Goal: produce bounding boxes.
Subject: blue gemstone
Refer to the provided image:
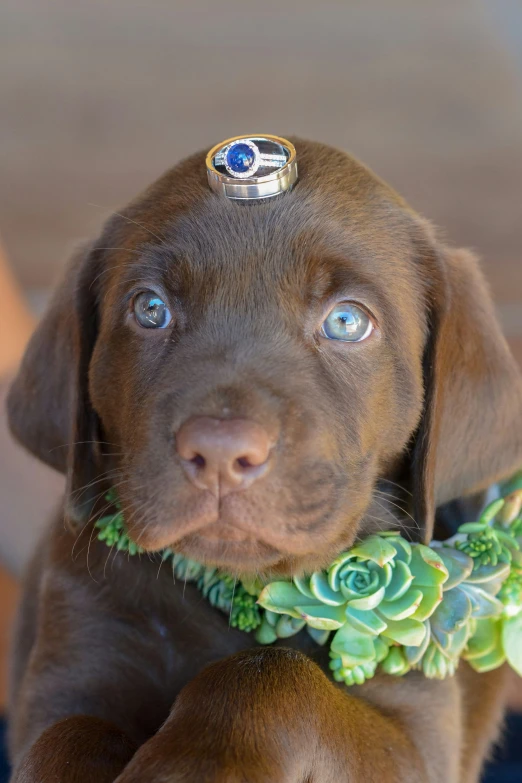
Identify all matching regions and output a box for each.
[226,143,255,173]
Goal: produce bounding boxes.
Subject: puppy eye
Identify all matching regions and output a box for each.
[321,302,373,342]
[133,291,172,329]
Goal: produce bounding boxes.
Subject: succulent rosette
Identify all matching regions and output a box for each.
[257,534,449,685]
[257,491,522,685]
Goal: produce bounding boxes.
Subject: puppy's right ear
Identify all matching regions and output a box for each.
[7,241,101,475]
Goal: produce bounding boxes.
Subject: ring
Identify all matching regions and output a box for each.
[206,135,298,200]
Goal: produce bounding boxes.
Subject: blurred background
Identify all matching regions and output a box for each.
[0,0,521,779]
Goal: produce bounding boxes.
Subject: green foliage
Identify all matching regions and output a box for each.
[96,486,522,687]
[95,491,144,556]
[258,490,522,686]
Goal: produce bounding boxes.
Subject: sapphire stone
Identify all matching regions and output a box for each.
[226,142,256,174]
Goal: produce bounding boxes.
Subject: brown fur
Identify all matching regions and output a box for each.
[6,139,522,781]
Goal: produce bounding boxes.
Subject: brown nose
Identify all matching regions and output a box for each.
[176,417,273,495]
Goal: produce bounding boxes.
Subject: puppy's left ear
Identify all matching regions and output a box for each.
[7,240,105,524]
[412,247,522,542]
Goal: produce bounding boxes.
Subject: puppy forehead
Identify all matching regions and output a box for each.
[106,140,425,306]
[152,139,412,258]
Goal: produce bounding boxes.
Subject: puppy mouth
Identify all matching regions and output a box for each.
[124,473,354,571]
[174,514,360,576]
[133,511,338,572]
[135,506,356,574]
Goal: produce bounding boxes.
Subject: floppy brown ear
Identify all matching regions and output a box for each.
[7,242,103,520]
[411,247,522,542]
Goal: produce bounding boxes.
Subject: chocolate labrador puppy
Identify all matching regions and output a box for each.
[6,139,522,782]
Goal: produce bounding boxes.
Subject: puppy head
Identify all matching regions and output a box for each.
[8,140,522,575]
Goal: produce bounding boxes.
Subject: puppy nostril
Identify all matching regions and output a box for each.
[235,456,253,470]
[191,454,206,469]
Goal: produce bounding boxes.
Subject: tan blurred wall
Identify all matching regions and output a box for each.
[0,1,521,301]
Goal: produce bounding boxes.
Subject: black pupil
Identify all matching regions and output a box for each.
[136,294,167,328]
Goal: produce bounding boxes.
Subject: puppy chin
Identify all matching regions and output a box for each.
[133,516,359,577]
[125,492,362,575]
[176,531,284,571]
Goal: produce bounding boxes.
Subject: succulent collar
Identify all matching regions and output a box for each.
[96,479,522,687]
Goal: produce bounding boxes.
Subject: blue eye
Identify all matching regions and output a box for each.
[321,303,373,342]
[133,292,172,329]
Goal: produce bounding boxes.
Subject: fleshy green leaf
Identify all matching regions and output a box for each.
[381,646,410,676]
[459,584,504,619]
[502,613,522,676]
[336,650,375,670]
[409,545,448,586]
[374,636,390,663]
[378,588,423,621]
[432,622,470,657]
[293,574,316,600]
[255,617,278,644]
[330,623,377,664]
[346,585,385,611]
[410,585,443,621]
[298,604,347,630]
[328,554,352,591]
[422,644,457,679]
[345,605,388,635]
[467,646,506,673]
[437,548,474,590]
[98,483,522,688]
[348,535,397,567]
[381,617,427,647]
[388,536,412,564]
[405,623,431,665]
[444,624,471,658]
[431,587,472,634]
[384,560,414,601]
[479,497,505,525]
[309,571,345,606]
[458,522,488,534]
[275,615,306,638]
[257,582,321,618]
[465,618,498,661]
[464,618,505,673]
[464,562,511,585]
[431,624,452,652]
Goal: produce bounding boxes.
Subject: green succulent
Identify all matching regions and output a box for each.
[498,564,522,609]
[229,584,262,632]
[257,492,522,685]
[256,610,307,645]
[455,497,519,568]
[96,485,522,687]
[257,534,449,684]
[96,491,144,556]
[179,564,262,632]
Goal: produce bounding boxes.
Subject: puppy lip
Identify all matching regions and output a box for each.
[125,491,356,559]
